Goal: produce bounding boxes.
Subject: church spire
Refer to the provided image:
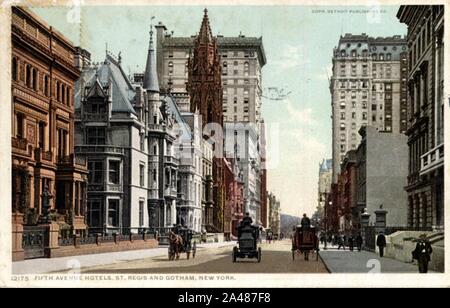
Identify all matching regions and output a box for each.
[198,8,213,43]
[143,19,159,92]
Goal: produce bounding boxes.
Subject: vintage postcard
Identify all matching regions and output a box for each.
[0,0,449,289]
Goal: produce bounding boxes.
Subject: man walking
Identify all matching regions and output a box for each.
[356,233,363,252]
[412,234,433,273]
[337,234,345,250]
[376,232,386,257]
[348,234,354,251]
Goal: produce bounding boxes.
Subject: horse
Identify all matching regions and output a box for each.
[168,231,184,260]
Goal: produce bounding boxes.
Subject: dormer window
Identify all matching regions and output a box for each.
[88,101,106,114]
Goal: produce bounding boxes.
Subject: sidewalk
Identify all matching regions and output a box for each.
[12,241,236,275]
[319,244,434,273]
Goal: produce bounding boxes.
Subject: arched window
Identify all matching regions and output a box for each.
[12,58,17,81]
[26,65,31,87]
[32,68,37,90]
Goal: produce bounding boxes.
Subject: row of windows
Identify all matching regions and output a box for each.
[88,199,120,228]
[338,49,395,61]
[339,80,369,89]
[340,112,367,120]
[88,159,148,190]
[223,61,250,68]
[339,91,368,99]
[224,115,250,122]
[221,51,254,58]
[340,122,367,131]
[222,79,251,85]
[166,51,255,59]
[340,143,357,152]
[223,97,250,105]
[341,111,368,120]
[409,15,432,70]
[12,57,72,106]
[223,106,249,113]
[339,101,368,109]
[223,88,250,96]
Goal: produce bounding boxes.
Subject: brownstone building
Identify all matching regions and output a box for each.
[11,7,88,260]
[187,9,226,232]
[337,150,357,232]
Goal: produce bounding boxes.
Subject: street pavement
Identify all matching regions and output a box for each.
[319,244,434,273]
[79,239,328,274]
[12,241,236,275]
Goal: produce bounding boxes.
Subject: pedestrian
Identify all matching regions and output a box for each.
[348,234,354,251]
[376,232,386,257]
[327,234,332,244]
[333,234,339,246]
[337,234,345,250]
[412,234,433,273]
[356,233,363,252]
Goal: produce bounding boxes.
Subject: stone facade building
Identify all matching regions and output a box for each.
[176,111,204,232]
[330,33,407,182]
[11,7,88,260]
[75,27,182,234]
[397,5,444,230]
[268,192,281,235]
[317,159,332,220]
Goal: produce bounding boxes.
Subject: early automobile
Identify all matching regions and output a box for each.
[232,224,262,263]
[292,225,319,261]
[168,226,197,260]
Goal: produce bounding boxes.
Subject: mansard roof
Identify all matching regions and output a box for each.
[162,36,266,66]
[75,54,136,115]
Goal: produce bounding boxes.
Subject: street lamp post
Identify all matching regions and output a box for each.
[324,201,332,250]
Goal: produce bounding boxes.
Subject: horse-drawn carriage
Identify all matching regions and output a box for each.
[232,224,262,263]
[292,225,319,261]
[168,226,197,260]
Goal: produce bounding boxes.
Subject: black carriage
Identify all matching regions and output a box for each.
[168,226,197,260]
[232,224,262,263]
[291,225,319,261]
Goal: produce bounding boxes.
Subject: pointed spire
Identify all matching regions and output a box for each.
[143,19,159,92]
[198,8,213,43]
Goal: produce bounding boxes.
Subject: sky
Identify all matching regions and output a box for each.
[31,4,407,217]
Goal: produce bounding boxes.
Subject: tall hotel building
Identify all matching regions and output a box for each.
[330,33,408,181]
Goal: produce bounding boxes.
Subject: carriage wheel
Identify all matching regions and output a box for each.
[192,242,197,259]
[257,247,262,263]
[232,247,238,263]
